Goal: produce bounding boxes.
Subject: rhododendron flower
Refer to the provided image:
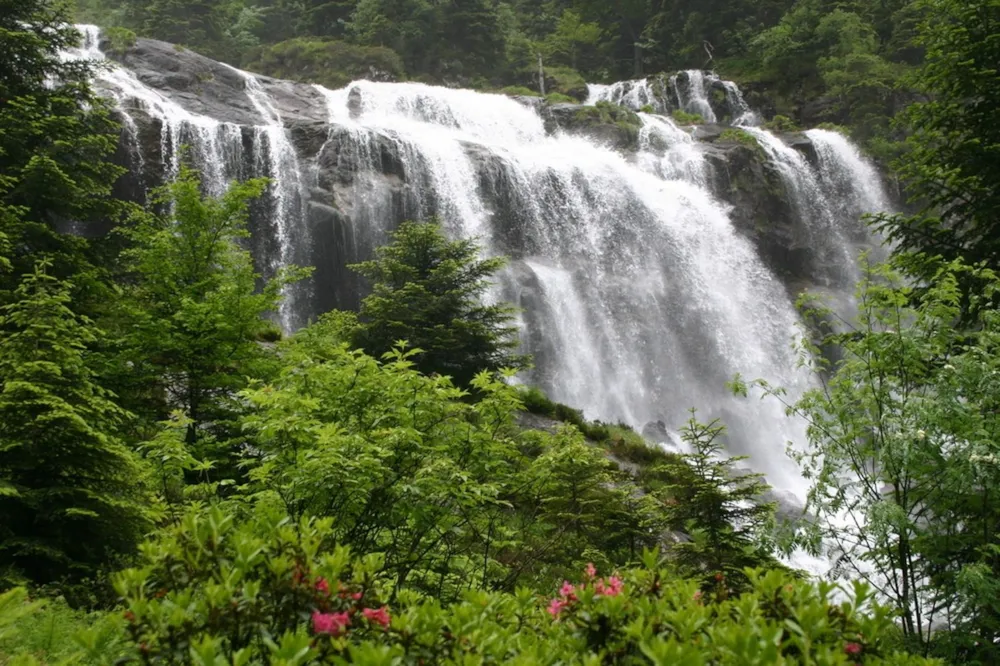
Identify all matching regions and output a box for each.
[585,563,597,578]
[363,606,391,628]
[315,577,330,595]
[312,610,350,635]
[547,598,566,618]
[596,576,623,596]
[692,591,703,602]
[844,643,862,656]
[351,591,363,601]
[559,581,577,600]
[714,572,724,582]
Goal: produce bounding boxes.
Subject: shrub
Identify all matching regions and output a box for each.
[764,114,799,131]
[543,66,588,101]
[499,85,541,97]
[545,92,577,104]
[104,27,136,56]
[671,109,704,125]
[639,104,655,113]
[719,127,761,150]
[103,511,938,665]
[248,38,405,90]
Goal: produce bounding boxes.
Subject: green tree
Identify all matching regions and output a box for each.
[874,0,1000,289]
[350,220,528,387]
[116,165,303,457]
[740,259,1000,663]
[0,262,150,585]
[655,413,778,591]
[544,9,603,70]
[0,8,125,306]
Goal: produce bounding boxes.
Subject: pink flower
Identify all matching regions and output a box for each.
[315,578,330,595]
[362,606,391,628]
[547,598,566,618]
[585,563,597,578]
[312,610,350,636]
[844,643,862,656]
[693,591,703,603]
[596,576,624,596]
[559,581,577,600]
[351,591,363,601]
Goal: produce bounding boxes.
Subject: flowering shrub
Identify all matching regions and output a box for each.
[101,506,941,665]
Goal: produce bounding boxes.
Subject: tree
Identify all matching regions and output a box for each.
[0,262,150,585]
[873,0,1000,290]
[740,259,1000,663]
[116,165,304,456]
[0,7,125,307]
[654,412,778,591]
[544,10,603,70]
[350,220,529,387]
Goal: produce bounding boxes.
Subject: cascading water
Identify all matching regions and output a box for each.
[66,27,899,576]
[65,26,243,197]
[744,126,863,288]
[70,26,313,330]
[674,70,718,123]
[306,79,815,502]
[227,66,310,329]
[806,129,893,222]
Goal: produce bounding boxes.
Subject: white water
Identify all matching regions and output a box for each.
[227,66,309,329]
[676,70,718,123]
[310,80,816,502]
[69,26,314,329]
[67,28,897,575]
[586,79,663,112]
[806,129,893,219]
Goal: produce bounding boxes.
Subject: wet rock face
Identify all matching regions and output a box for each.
[100,36,859,316]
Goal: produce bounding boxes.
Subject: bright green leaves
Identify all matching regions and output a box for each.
[99,504,938,665]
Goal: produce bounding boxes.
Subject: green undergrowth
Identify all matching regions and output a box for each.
[517,386,677,470]
[0,588,122,665]
[544,92,577,104]
[671,109,704,125]
[719,127,763,153]
[497,85,541,97]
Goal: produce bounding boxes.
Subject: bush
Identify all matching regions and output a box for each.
[248,38,405,90]
[104,510,938,665]
[764,114,799,131]
[543,66,588,101]
[671,109,704,125]
[639,104,655,113]
[104,27,136,56]
[719,127,761,150]
[498,85,541,97]
[545,92,577,104]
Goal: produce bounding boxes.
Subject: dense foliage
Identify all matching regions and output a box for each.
[75,0,927,145]
[349,221,528,387]
[2,1,1000,665]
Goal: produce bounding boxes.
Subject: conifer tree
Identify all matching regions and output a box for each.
[0,261,149,585]
[0,4,125,307]
[657,413,777,590]
[350,220,529,387]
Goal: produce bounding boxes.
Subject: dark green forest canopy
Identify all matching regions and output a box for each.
[76,0,923,146]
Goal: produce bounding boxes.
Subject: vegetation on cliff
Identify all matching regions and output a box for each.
[2,0,1000,664]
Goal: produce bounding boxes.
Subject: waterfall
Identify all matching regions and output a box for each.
[65,26,243,196]
[744,127,862,288]
[586,79,662,112]
[226,66,309,329]
[675,70,717,123]
[635,113,707,186]
[311,80,815,501]
[65,28,898,563]
[806,129,893,220]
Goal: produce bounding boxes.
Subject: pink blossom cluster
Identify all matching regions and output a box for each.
[306,575,392,636]
[547,564,624,618]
